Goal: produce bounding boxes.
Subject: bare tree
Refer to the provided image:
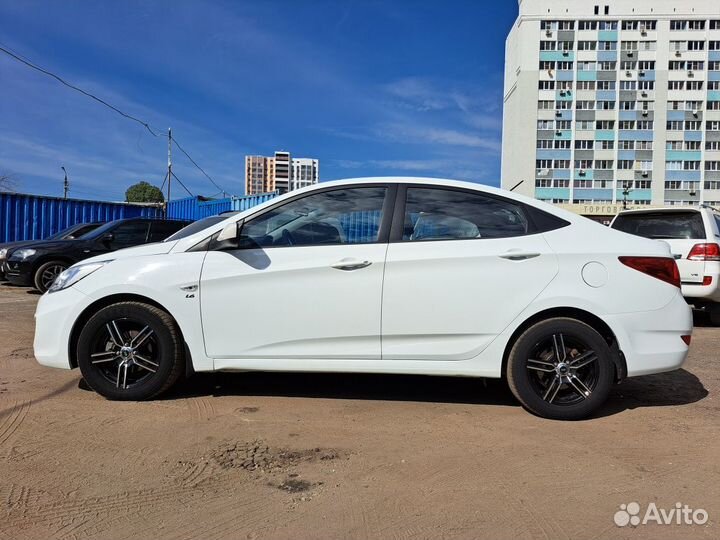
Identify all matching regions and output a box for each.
[0,171,17,192]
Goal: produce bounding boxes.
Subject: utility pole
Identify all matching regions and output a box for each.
[167,128,172,205]
[61,166,69,199]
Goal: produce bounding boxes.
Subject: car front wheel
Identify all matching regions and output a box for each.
[77,301,184,400]
[506,318,614,420]
[34,260,68,292]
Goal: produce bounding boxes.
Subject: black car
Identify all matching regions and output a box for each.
[0,222,103,280]
[4,218,190,292]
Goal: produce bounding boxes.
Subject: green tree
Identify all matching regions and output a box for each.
[125,181,164,203]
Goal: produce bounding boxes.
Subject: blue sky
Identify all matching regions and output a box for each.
[0,1,517,201]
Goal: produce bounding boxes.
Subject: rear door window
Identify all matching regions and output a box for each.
[612,212,706,239]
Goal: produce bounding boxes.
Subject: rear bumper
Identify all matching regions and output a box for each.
[606,291,693,377]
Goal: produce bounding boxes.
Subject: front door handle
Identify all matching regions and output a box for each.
[330,258,372,271]
[499,252,540,261]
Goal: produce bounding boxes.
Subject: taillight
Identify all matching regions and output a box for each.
[687,243,720,261]
[681,335,692,346]
[703,276,713,286]
[619,256,681,288]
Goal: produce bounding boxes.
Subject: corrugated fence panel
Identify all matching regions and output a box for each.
[167,192,280,221]
[231,191,279,212]
[0,192,163,243]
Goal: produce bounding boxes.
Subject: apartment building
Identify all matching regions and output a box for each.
[502,0,720,212]
[245,151,319,195]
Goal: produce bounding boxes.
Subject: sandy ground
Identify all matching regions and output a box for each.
[0,283,718,540]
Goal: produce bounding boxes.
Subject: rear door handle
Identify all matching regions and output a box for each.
[330,258,372,271]
[499,252,540,261]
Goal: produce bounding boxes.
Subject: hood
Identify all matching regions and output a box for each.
[0,240,38,254]
[81,241,178,265]
[7,239,78,253]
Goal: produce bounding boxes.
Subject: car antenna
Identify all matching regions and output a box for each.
[509,180,524,192]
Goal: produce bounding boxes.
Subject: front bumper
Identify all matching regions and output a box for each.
[606,291,693,377]
[34,287,88,369]
[4,259,34,286]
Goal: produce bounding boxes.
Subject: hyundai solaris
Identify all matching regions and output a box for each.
[33,178,693,420]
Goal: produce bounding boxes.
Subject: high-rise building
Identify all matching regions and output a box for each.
[245,151,319,195]
[502,0,720,211]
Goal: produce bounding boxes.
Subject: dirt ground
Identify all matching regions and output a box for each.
[0,283,718,540]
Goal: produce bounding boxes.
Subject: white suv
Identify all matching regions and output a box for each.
[611,206,720,324]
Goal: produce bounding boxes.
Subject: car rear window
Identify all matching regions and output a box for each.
[612,211,705,239]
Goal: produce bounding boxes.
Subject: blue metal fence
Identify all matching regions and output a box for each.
[0,192,163,243]
[167,192,279,220]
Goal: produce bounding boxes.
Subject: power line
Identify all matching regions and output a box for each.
[171,138,226,195]
[0,44,161,137]
[170,171,195,198]
[0,44,227,196]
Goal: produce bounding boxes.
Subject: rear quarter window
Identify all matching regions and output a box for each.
[612,212,706,239]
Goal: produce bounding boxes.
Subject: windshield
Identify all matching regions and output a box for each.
[164,214,236,242]
[80,220,125,240]
[47,223,97,240]
[612,211,705,239]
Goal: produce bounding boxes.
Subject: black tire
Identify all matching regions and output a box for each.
[77,301,184,400]
[34,260,68,292]
[506,318,614,420]
[708,305,720,326]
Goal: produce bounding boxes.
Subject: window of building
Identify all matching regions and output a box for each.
[558,41,574,51]
[668,81,684,91]
[577,41,597,50]
[536,159,553,169]
[538,100,554,110]
[638,161,653,171]
[577,61,595,71]
[708,101,720,111]
[619,120,635,130]
[706,161,720,171]
[575,159,593,169]
[598,21,617,30]
[618,160,634,170]
[598,140,615,149]
[596,120,615,130]
[710,41,720,51]
[598,61,616,70]
[709,81,720,90]
[638,60,655,71]
[555,140,571,149]
[556,120,572,130]
[536,178,553,187]
[577,120,594,130]
[710,20,720,30]
[685,121,702,130]
[687,81,704,91]
[575,140,594,150]
[577,81,596,90]
[669,61,684,71]
[639,41,657,51]
[557,61,574,70]
[559,21,574,30]
[620,101,636,110]
[667,141,683,150]
[684,161,701,170]
[621,41,638,51]
[688,20,706,30]
[667,121,684,131]
[620,81,637,91]
[687,61,704,71]
[705,182,720,190]
[556,100,573,109]
[579,20,598,30]
[537,139,553,149]
[708,121,720,131]
[710,61,720,71]
[539,81,555,90]
[685,141,701,150]
[688,41,705,51]
[666,161,683,170]
[621,60,637,70]
[538,120,553,130]
[670,41,686,52]
[634,180,652,189]
[539,60,555,70]
[670,21,687,31]
[686,101,702,111]
[637,141,653,150]
[620,140,634,150]
[576,100,595,110]
[637,120,654,130]
[595,160,613,170]
[540,41,557,50]
[707,141,720,150]
[598,41,617,50]
[540,20,557,30]
[597,80,616,90]
[597,100,615,110]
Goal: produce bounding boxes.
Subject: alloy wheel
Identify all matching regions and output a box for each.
[89,318,160,389]
[40,264,66,290]
[525,333,600,406]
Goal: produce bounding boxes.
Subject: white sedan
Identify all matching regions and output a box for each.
[33,178,692,420]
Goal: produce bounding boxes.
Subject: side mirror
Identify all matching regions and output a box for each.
[101,233,114,245]
[214,219,243,250]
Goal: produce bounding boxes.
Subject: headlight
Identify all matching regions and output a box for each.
[0,248,7,260]
[12,248,36,261]
[48,261,111,293]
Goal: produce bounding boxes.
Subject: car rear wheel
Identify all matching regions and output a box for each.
[506,318,614,420]
[77,301,184,400]
[34,260,68,292]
